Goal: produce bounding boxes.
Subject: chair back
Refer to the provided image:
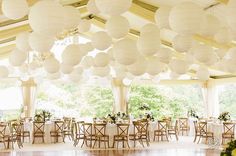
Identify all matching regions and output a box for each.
[198,121,208,135]
[63,117,72,130]
[33,121,45,134]
[139,120,149,135]
[116,124,129,136]
[94,123,107,136]
[179,118,188,129]
[54,121,64,133]
[0,123,7,138]
[75,121,84,135]
[157,120,168,132]
[223,122,235,134]
[82,123,93,137]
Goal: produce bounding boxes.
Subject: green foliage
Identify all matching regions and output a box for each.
[221,140,236,156]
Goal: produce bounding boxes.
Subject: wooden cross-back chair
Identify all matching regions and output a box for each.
[82,123,95,148]
[0,123,7,148]
[129,121,144,147]
[50,121,64,143]
[74,121,85,147]
[154,120,169,142]
[178,118,189,135]
[193,120,201,143]
[113,124,130,148]
[20,121,30,143]
[10,122,23,149]
[32,121,45,144]
[197,121,214,144]
[93,123,109,148]
[63,117,73,141]
[168,120,179,141]
[222,122,235,145]
[139,120,150,146]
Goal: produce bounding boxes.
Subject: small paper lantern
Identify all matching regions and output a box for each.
[16,32,31,52]
[95,0,132,16]
[106,15,130,39]
[0,66,9,78]
[146,57,166,76]
[87,0,100,14]
[192,44,217,64]
[2,0,29,20]
[62,44,83,66]
[199,14,220,37]
[196,66,210,81]
[78,19,91,33]
[80,56,94,69]
[169,59,189,75]
[154,6,171,29]
[127,58,147,76]
[63,6,81,29]
[29,32,54,52]
[9,49,27,67]
[172,35,192,53]
[214,27,233,44]
[29,1,64,36]
[94,52,110,67]
[140,23,160,36]
[91,31,112,50]
[215,49,227,59]
[113,38,139,65]
[92,66,110,77]
[169,2,204,34]
[156,47,173,63]
[227,0,236,34]
[43,57,60,74]
[60,63,73,74]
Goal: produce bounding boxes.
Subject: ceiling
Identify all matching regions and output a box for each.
[0,0,235,80]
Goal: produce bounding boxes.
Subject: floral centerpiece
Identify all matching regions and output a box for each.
[139,104,151,111]
[221,140,236,156]
[106,112,129,124]
[138,104,155,121]
[34,110,52,122]
[144,112,155,121]
[188,109,199,119]
[218,112,231,122]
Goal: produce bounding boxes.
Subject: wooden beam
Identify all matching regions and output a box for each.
[215,0,229,4]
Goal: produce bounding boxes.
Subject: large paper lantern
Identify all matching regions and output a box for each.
[29,32,54,52]
[169,59,189,75]
[114,65,127,79]
[215,48,227,59]
[169,2,204,34]
[127,57,147,76]
[9,49,27,66]
[2,0,29,20]
[156,47,173,63]
[214,27,233,44]
[91,31,112,50]
[113,38,139,65]
[87,0,100,14]
[227,0,236,34]
[146,57,166,76]
[29,1,64,36]
[80,56,94,69]
[106,15,130,39]
[63,6,81,29]
[47,72,61,80]
[107,48,114,60]
[199,14,220,37]
[92,66,110,77]
[78,19,91,33]
[95,0,132,16]
[43,57,60,74]
[0,66,9,78]
[79,43,94,56]
[60,63,73,74]
[172,35,192,53]
[154,6,171,29]
[16,32,31,52]
[192,44,216,64]
[140,23,160,36]
[94,52,110,67]
[62,44,83,66]
[197,66,210,81]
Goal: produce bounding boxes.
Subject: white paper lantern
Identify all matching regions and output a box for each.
[78,19,91,33]
[2,0,29,20]
[169,2,204,34]
[43,57,60,74]
[107,48,114,60]
[79,43,94,56]
[63,6,81,29]
[60,63,73,74]
[196,66,210,81]
[73,66,83,75]
[16,32,31,52]
[127,58,147,76]
[29,61,41,70]
[169,59,189,75]
[122,78,132,86]
[106,15,130,39]
[154,6,171,29]
[47,72,61,80]
[227,0,236,34]
[114,65,127,79]
[226,47,236,60]
[156,47,173,63]
[62,44,83,66]
[95,0,132,16]
[146,57,166,76]
[214,27,233,44]
[9,49,27,67]
[92,66,110,77]
[199,14,221,37]
[172,35,192,53]
[0,66,9,78]
[113,38,139,65]
[69,72,81,83]
[29,32,54,52]
[87,0,100,14]
[91,31,112,50]
[215,49,227,59]
[225,59,236,73]
[192,44,217,64]
[19,63,28,73]
[29,1,64,36]
[80,56,94,69]
[94,52,110,67]
[140,23,159,36]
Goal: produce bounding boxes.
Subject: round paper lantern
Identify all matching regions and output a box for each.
[199,14,220,37]
[91,31,112,50]
[0,66,9,78]
[214,48,227,59]
[170,72,180,79]
[226,59,236,73]
[80,56,94,69]
[156,47,173,63]
[19,63,28,73]
[192,44,216,64]
[62,44,83,66]
[140,23,160,36]
[197,66,210,81]
[214,27,233,44]
[47,72,61,80]
[123,78,132,86]
[78,19,91,33]
[169,59,189,75]
[94,52,110,67]
[113,38,139,65]
[184,52,195,65]
[29,32,54,52]
[73,66,83,75]
[114,66,126,79]
[69,71,81,83]
[63,6,81,29]
[106,15,130,39]
[9,49,27,66]
[146,57,166,75]
[227,0,236,34]
[154,6,171,29]
[169,2,204,34]
[29,1,64,36]
[172,35,192,53]
[43,57,60,74]
[227,47,236,60]
[2,0,29,20]
[127,58,147,76]
[92,66,110,77]
[87,0,100,14]
[16,32,31,52]
[29,61,41,70]
[95,0,132,16]
[60,63,73,74]
[107,48,114,60]
[79,43,94,56]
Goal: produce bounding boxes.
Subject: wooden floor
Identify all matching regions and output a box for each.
[0,149,221,156]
